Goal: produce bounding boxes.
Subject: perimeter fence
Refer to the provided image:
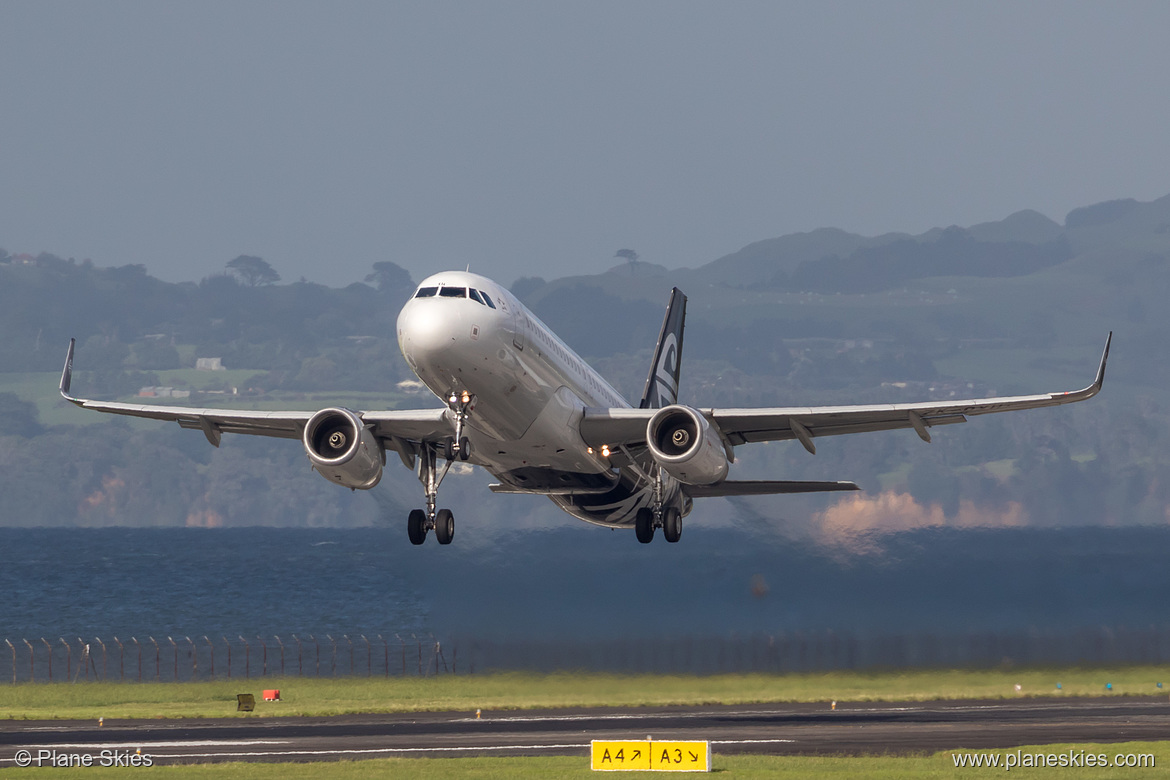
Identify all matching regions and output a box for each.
[2,634,458,684]
[7,625,1170,684]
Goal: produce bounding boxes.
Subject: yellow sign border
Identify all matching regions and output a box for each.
[591,740,710,772]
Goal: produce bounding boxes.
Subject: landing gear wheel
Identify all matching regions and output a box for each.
[457,437,471,461]
[635,507,655,544]
[662,507,682,543]
[435,508,455,545]
[443,438,456,461]
[407,509,427,545]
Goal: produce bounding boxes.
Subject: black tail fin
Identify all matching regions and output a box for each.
[639,287,687,409]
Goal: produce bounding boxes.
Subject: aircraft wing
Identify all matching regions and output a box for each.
[580,333,1111,455]
[59,339,451,452]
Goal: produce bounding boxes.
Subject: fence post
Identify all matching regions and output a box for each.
[41,638,52,682]
[312,635,319,677]
[362,635,370,677]
[5,640,13,685]
[167,637,177,682]
[187,637,196,680]
[95,638,106,681]
[275,636,284,677]
[59,639,70,682]
[223,637,231,680]
[293,635,302,677]
[131,638,141,682]
[327,635,336,677]
[25,639,35,682]
[205,637,214,681]
[75,637,85,681]
[344,635,353,676]
[114,637,124,681]
[149,638,159,682]
[240,636,250,679]
[397,634,406,676]
[380,635,388,677]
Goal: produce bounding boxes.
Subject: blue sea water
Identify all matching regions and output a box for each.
[3,524,1169,646]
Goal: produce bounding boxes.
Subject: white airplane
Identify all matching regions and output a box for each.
[60,270,1111,545]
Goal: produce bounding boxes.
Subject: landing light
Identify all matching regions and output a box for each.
[601,445,611,458]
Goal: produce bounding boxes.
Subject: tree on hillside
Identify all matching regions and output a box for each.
[364,261,413,294]
[615,248,639,274]
[226,255,280,287]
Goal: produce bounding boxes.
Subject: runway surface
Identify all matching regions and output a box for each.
[3,697,1168,765]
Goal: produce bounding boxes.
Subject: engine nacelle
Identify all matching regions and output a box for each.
[303,408,383,490]
[646,405,729,486]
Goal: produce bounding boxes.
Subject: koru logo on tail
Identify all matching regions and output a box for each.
[650,333,679,407]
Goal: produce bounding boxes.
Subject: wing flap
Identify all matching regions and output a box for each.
[686,480,860,497]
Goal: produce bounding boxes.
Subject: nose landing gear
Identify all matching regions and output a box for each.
[407,442,456,545]
[407,391,474,546]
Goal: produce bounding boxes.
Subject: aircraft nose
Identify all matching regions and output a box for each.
[397,300,460,360]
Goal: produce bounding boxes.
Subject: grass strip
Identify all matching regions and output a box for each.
[3,742,1165,778]
[2,666,1169,721]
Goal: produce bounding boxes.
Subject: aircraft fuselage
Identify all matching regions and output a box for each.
[396,271,686,527]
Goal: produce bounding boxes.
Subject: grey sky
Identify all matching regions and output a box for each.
[2,1,1168,287]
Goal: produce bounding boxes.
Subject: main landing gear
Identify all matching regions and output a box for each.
[635,506,682,544]
[407,391,473,546]
[634,469,682,544]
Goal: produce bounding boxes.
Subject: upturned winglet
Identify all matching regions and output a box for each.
[59,338,78,402]
[1093,331,1112,392]
[1068,331,1111,402]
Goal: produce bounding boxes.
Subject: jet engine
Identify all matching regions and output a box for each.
[645,405,729,485]
[303,408,383,490]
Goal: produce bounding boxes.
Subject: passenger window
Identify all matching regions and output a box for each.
[414,287,438,298]
[438,287,467,298]
[468,288,485,305]
[480,292,497,309]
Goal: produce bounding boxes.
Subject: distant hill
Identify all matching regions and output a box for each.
[2,192,1169,532]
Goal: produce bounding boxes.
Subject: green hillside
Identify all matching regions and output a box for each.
[2,193,1168,530]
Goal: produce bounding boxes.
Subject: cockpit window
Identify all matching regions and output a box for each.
[438,286,467,298]
[468,288,485,304]
[414,286,438,298]
[480,291,497,309]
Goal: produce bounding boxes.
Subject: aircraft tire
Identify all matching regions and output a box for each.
[458,437,471,461]
[635,508,655,544]
[408,509,427,545]
[435,508,455,545]
[662,507,682,543]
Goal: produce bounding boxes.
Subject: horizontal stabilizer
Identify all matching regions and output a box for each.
[686,480,860,498]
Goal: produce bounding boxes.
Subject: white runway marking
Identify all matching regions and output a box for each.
[163,743,593,760]
[456,708,797,723]
[30,740,291,749]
